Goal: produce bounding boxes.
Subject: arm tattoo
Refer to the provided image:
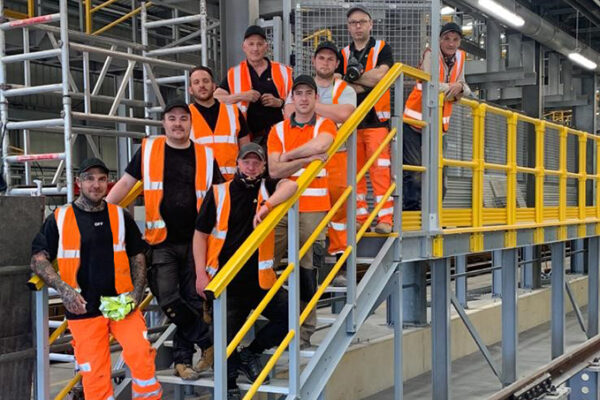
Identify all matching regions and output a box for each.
[129,253,147,305]
[31,251,84,313]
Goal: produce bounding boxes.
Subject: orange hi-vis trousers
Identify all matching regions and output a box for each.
[356,127,393,225]
[67,309,162,400]
[327,151,348,255]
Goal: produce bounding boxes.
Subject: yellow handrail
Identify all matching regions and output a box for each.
[84,0,153,36]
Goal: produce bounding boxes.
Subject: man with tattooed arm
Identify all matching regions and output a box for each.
[30,158,162,400]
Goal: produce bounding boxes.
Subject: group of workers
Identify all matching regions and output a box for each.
[30,5,469,399]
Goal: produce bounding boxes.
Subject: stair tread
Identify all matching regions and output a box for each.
[156,374,289,394]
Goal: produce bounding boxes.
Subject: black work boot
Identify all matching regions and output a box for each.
[237,347,269,384]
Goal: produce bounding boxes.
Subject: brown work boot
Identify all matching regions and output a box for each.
[375,222,392,234]
[174,363,200,380]
[194,346,214,373]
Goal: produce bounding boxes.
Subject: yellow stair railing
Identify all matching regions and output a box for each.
[84,0,153,36]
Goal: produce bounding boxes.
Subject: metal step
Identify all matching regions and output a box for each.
[156,374,289,395]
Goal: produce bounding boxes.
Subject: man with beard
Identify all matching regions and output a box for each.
[188,66,250,180]
[107,99,224,380]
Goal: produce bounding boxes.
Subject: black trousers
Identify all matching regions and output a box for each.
[148,241,212,365]
[226,284,288,386]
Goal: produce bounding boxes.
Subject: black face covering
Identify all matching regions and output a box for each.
[234,169,264,189]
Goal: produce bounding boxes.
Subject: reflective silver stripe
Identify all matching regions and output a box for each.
[211,228,227,240]
[58,249,80,258]
[225,104,238,136]
[377,111,391,119]
[377,158,391,167]
[259,260,273,270]
[292,168,326,178]
[356,194,367,201]
[193,136,214,145]
[143,137,160,191]
[232,65,242,94]
[204,146,214,192]
[196,190,207,198]
[107,396,115,400]
[313,116,325,138]
[378,207,394,216]
[206,266,218,277]
[442,116,451,123]
[260,180,269,200]
[133,387,162,399]
[415,82,423,90]
[302,188,327,197]
[370,40,383,67]
[56,205,68,259]
[220,166,237,175]
[78,362,91,372]
[194,134,238,145]
[116,206,125,249]
[329,222,346,231]
[404,108,422,120]
[275,122,286,152]
[146,220,166,230]
[332,79,344,101]
[357,208,369,215]
[214,183,227,224]
[455,50,464,78]
[132,377,158,387]
[342,46,351,67]
[113,244,126,252]
[278,63,290,96]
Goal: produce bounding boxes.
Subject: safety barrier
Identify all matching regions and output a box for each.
[84,0,153,36]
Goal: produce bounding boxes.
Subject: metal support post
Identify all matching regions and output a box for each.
[492,250,502,297]
[568,363,600,400]
[551,241,566,359]
[34,287,50,400]
[521,245,542,289]
[588,236,600,338]
[455,255,468,308]
[288,203,301,398]
[501,248,518,386]
[402,262,427,326]
[0,0,9,189]
[22,26,31,184]
[59,0,73,201]
[282,0,291,64]
[200,0,208,65]
[431,258,450,400]
[213,290,227,400]
[346,127,357,334]
[572,239,585,273]
[393,268,403,400]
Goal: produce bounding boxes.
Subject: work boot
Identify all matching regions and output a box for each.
[375,222,392,234]
[174,363,200,380]
[227,387,242,400]
[332,272,347,287]
[194,346,214,373]
[238,347,269,384]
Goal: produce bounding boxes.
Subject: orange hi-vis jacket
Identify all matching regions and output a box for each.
[270,116,336,213]
[141,135,215,245]
[205,180,277,289]
[55,203,134,294]
[404,49,465,132]
[189,102,240,179]
[226,60,293,115]
[341,40,390,121]
[331,78,348,105]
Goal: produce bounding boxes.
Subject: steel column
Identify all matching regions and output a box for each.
[521,245,542,289]
[568,363,600,400]
[431,258,450,400]
[213,290,227,400]
[59,0,73,201]
[455,255,468,308]
[346,126,357,333]
[34,288,49,400]
[588,236,600,338]
[288,203,301,398]
[572,239,585,274]
[402,262,427,326]
[492,250,502,297]
[501,248,518,386]
[393,268,403,400]
[551,241,566,359]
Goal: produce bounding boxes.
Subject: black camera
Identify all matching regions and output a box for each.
[345,56,364,82]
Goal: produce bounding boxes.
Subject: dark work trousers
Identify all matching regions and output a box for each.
[402,123,447,211]
[148,241,212,365]
[226,285,288,387]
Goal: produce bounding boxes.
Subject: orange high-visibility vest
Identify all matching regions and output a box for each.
[189,102,240,179]
[272,117,333,212]
[341,40,391,122]
[226,60,293,115]
[141,136,215,245]
[403,49,465,132]
[331,78,348,105]
[55,203,134,294]
[205,180,277,289]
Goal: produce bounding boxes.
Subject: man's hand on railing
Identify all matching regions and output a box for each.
[254,204,271,228]
[195,269,210,300]
[57,283,87,315]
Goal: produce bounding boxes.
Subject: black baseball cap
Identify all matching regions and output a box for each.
[440,22,463,37]
[244,25,267,40]
[79,158,109,175]
[347,5,371,19]
[292,74,317,91]
[315,41,339,56]
[162,98,190,119]
[238,143,266,161]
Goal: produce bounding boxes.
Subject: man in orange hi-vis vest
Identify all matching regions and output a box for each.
[31,158,162,400]
[214,25,292,147]
[107,99,225,381]
[336,5,395,234]
[188,66,251,180]
[285,41,357,287]
[402,22,471,210]
[268,75,337,347]
[194,143,297,399]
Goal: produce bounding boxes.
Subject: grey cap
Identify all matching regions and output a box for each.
[79,157,109,175]
[347,5,371,19]
[238,142,266,161]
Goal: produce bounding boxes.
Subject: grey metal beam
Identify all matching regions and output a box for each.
[455,255,468,308]
[393,268,403,400]
[521,246,542,290]
[431,258,450,400]
[402,262,427,326]
[492,250,502,298]
[588,237,600,338]
[501,248,518,386]
[572,239,585,274]
[551,241,566,359]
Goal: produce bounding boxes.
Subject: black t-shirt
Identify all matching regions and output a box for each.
[336,37,394,129]
[195,177,279,290]
[219,59,284,142]
[192,100,250,139]
[31,202,147,320]
[125,141,225,244]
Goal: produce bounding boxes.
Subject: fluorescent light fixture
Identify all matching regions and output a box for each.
[568,52,598,70]
[478,0,525,27]
[441,6,455,15]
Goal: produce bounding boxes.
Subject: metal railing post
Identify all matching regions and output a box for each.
[35,287,50,399]
[346,127,357,333]
[288,203,301,397]
[141,2,151,136]
[0,0,9,190]
[213,290,227,400]
[200,0,208,65]
[59,0,73,201]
